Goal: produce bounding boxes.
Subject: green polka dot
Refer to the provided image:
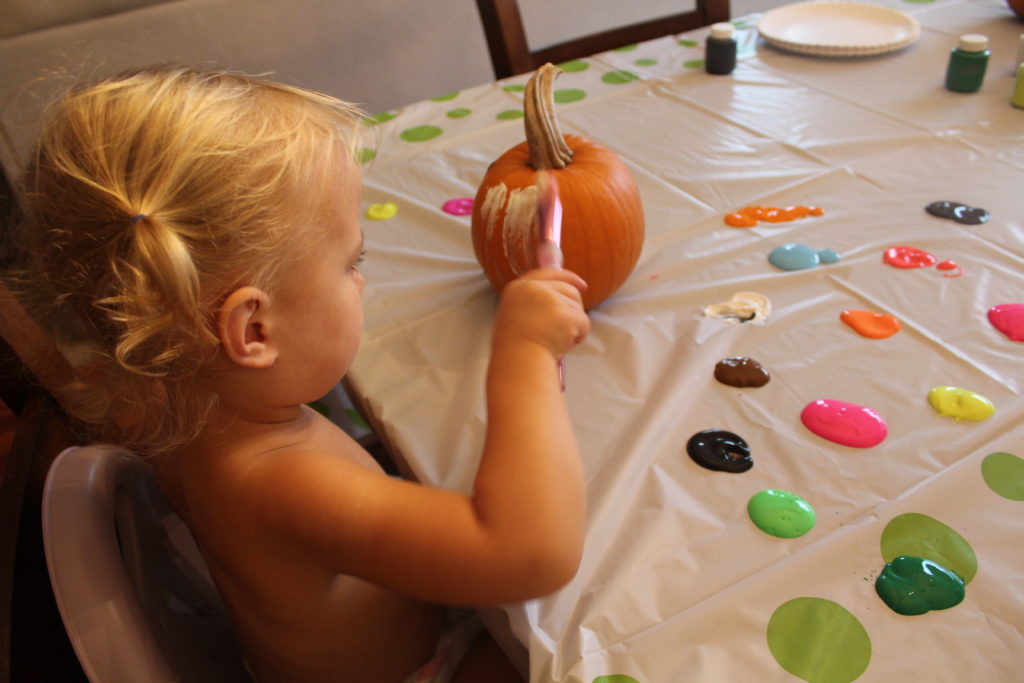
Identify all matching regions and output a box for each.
[503,84,526,93]
[635,58,657,66]
[880,513,977,584]
[553,88,586,103]
[366,111,397,125]
[982,451,1024,500]
[446,108,472,119]
[593,676,640,683]
[678,38,698,47]
[559,59,589,73]
[308,400,330,417]
[614,43,638,52]
[767,598,871,683]
[399,125,443,142]
[344,408,370,431]
[430,92,459,101]
[496,109,524,120]
[602,70,639,84]
[356,148,376,164]
[683,59,705,69]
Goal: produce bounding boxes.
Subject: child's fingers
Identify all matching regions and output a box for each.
[519,268,588,292]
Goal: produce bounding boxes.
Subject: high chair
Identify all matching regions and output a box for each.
[42,444,252,682]
[475,0,731,78]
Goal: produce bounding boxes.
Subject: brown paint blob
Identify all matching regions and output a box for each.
[714,356,771,387]
[725,205,824,227]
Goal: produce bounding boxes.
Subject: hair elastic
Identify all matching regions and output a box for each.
[130,213,147,225]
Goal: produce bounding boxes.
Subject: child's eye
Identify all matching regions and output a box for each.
[350,249,366,271]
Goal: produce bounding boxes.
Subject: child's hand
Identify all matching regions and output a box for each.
[493,269,590,359]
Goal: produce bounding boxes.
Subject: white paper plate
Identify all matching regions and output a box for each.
[758,1,920,57]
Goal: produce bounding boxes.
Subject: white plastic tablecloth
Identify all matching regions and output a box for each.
[346,1,1024,680]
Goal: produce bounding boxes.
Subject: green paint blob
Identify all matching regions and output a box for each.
[502,84,526,93]
[982,451,1024,500]
[430,92,459,101]
[593,676,641,683]
[614,44,639,52]
[748,489,815,538]
[635,58,658,66]
[496,109,524,120]
[880,513,977,584]
[559,59,589,73]
[446,108,472,119]
[767,597,871,683]
[602,70,639,84]
[554,88,587,103]
[367,111,397,125]
[875,555,965,616]
[357,148,376,164]
[683,59,705,69]
[399,125,443,142]
[678,38,698,47]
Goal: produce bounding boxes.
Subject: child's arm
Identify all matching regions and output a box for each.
[249,269,590,605]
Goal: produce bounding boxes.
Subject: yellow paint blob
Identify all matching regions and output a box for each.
[366,202,398,220]
[928,386,995,421]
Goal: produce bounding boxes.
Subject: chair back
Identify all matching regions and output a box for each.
[475,0,731,78]
[42,444,251,682]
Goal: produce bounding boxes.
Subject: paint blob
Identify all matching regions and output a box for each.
[927,386,994,422]
[703,291,771,323]
[840,310,901,339]
[935,260,963,278]
[883,245,936,269]
[714,356,770,387]
[880,513,977,584]
[925,200,991,225]
[875,555,965,616]
[987,304,1024,341]
[366,202,398,220]
[687,429,753,473]
[592,677,640,683]
[981,451,1024,501]
[769,243,839,271]
[748,489,815,538]
[725,205,824,227]
[441,198,474,215]
[800,399,887,448]
[766,597,871,683]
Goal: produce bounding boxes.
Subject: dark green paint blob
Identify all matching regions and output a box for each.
[593,676,640,683]
[678,38,698,47]
[446,108,472,119]
[635,58,658,66]
[982,451,1024,500]
[602,70,639,84]
[767,597,871,683]
[503,84,526,93]
[875,555,965,615]
[683,59,705,69]
[430,92,459,101]
[399,125,443,142]
[496,109,524,120]
[553,88,587,103]
[559,59,589,72]
[880,513,977,584]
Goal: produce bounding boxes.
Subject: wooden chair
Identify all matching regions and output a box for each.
[475,0,731,78]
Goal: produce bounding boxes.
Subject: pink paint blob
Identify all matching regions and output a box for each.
[883,246,936,269]
[801,399,888,448]
[988,304,1024,341]
[442,197,474,215]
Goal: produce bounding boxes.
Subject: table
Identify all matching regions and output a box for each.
[345,1,1024,680]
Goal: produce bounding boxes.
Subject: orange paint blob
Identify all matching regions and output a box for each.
[840,310,901,339]
[725,205,824,227]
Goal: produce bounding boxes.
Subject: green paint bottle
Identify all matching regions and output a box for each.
[944,34,990,93]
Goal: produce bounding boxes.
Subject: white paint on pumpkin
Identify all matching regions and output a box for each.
[480,182,539,277]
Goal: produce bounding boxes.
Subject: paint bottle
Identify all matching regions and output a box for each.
[705,22,737,75]
[944,34,990,93]
[1012,63,1024,109]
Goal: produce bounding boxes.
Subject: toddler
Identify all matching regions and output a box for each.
[16,65,590,682]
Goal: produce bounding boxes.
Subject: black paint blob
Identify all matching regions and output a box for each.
[925,201,990,225]
[686,429,753,473]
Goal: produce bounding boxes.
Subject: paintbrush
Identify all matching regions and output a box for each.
[535,172,566,391]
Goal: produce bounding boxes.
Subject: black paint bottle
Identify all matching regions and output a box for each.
[705,22,737,75]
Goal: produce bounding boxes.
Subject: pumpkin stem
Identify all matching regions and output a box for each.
[525,63,573,171]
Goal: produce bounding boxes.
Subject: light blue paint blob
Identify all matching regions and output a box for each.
[769,244,839,271]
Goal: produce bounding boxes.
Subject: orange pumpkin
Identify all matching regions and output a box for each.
[471,63,645,309]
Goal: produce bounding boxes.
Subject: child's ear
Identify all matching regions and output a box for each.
[217,286,278,369]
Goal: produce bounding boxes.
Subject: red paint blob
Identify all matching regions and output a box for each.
[883,246,937,269]
[936,260,963,278]
[988,304,1024,341]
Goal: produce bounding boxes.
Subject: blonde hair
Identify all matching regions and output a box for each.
[18,64,367,454]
